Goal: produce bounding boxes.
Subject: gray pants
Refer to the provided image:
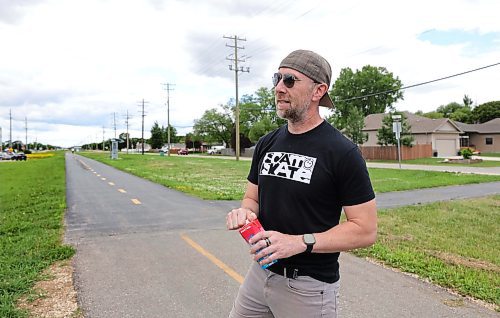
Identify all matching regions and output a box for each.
[229,262,340,318]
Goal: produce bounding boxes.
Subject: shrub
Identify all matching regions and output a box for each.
[460,148,473,159]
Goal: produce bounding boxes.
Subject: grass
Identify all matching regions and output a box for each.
[353,195,500,310]
[479,153,500,158]
[368,157,500,167]
[0,152,74,318]
[80,152,500,200]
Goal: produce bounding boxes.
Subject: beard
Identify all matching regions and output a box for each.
[276,96,312,124]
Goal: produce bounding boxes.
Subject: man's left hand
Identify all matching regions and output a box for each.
[248,231,306,266]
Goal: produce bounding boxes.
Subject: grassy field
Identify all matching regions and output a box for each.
[80,152,500,200]
[368,157,500,167]
[0,152,74,317]
[354,195,500,309]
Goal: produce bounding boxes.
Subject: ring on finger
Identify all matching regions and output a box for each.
[265,238,271,247]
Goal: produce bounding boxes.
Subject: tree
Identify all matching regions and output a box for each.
[193,107,233,146]
[329,65,403,131]
[415,110,444,119]
[163,125,179,144]
[436,101,473,123]
[463,94,473,108]
[472,101,500,123]
[342,107,368,145]
[150,121,164,149]
[239,87,284,142]
[377,112,413,147]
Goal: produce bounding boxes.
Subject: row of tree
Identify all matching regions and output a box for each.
[193,65,498,149]
[81,64,498,152]
[416,98,500,124]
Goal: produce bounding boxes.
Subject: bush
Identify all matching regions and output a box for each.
[460,148,473,159]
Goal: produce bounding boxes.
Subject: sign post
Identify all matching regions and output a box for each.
[392,115,402,169]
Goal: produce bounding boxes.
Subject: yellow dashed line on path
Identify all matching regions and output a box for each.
[108,182,115,186]
[101,177,106,181]
[96,174,101,177]
[131,199,141,205]
[118,189,126,193]
[181,234,244,284]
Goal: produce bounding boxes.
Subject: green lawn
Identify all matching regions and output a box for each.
[0,152,74,317]
[353,196,500,309]
[369,157,500,167]
[81,152,500,200]
[479,153,500,158]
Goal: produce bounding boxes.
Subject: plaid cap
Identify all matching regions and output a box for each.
[279,49,334,108]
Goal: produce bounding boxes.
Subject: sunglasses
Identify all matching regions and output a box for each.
[273,73,320,88]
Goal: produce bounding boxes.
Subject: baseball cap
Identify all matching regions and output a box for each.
[279,49,334,108]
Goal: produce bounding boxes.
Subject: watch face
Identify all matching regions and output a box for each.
[304,234,315,245]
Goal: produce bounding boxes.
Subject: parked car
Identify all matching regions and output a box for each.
[1,151,27,161]
[12,152,27,161]
[207,146,225,155]
[177,149,189,155]
[1,152,14,160]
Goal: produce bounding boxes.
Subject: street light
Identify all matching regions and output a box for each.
[392,114,402,169]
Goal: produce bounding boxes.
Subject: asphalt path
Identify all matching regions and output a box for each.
[65,153,499,318]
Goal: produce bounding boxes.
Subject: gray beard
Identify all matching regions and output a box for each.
[277,100,311,124]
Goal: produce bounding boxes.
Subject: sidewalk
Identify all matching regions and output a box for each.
[367,162,500,175]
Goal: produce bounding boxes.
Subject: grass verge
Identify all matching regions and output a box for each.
[0,152,74,317]
[80,152,500,200]
[353,195,500,310]
[369,157,500,167]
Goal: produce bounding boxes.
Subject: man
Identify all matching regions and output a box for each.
[226,49,377,317]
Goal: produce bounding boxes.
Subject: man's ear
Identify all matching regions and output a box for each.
[312,83,329,102]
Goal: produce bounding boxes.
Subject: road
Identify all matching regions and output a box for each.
[65,153,499,317]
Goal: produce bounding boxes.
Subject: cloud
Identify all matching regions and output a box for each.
[0,0,44,24]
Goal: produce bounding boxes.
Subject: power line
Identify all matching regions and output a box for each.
[334,61,500,103]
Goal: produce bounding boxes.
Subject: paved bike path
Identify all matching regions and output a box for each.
[65,153,499,317]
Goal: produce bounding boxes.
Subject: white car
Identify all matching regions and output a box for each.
[207,146,225,155]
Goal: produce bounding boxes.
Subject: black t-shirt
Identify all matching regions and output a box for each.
[248,120,375,283]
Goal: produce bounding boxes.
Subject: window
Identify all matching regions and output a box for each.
[460,136,469,147]
[485,137,493,145]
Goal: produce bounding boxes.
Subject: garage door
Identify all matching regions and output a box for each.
[435,139,457,157]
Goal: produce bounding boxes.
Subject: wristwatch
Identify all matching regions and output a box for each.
[303,234,316,253]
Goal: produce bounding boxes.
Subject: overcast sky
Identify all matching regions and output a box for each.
[1,0,499,148]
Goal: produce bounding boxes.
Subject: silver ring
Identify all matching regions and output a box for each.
[265,238,271,247]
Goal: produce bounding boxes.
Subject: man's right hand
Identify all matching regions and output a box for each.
[226,208,257,230]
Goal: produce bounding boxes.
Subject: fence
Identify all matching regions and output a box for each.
[359,144,432,160]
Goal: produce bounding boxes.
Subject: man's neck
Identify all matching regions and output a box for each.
[287,112,323,134]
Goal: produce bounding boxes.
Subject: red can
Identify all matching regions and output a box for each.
[239,219,277,269]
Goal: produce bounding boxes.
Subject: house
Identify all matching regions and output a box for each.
[454,118,500,153]
[363,112,463,157]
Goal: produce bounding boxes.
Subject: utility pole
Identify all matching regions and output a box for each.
[138,99,148,155]
[102,126,105,151]
[161,83,175,156]
[25,117,28,151]
[224,35,249,161]
[9,109,12,148]
[124,110,131,154]
[113,112,117,139]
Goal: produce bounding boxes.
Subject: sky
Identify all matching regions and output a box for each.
[0,0,499,148]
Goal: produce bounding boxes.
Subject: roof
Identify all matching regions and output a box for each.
[363,112,463,134]
[455,118,500,134]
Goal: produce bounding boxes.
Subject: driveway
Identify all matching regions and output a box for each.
[65,153,499,317]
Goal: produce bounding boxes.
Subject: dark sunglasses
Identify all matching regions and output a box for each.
[272,73,303,88]
[273,73,320,88]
